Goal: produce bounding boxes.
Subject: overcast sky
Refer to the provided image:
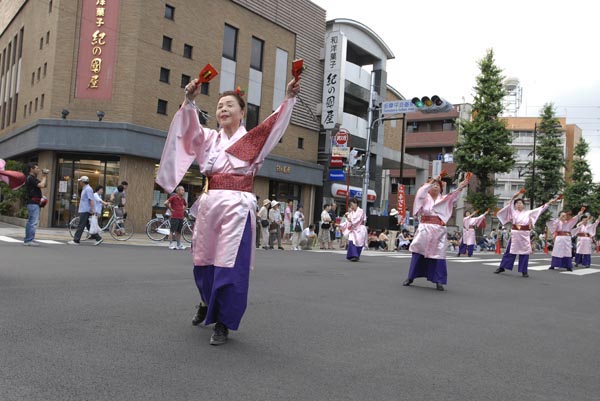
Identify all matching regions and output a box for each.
[312,0,600,180]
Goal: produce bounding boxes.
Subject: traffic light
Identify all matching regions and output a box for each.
[411,95,452,113]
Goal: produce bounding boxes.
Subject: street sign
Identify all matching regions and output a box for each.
[382,100,416,115]
[329,157,344,168]
[432,160,442,177]
[332,146,349,157]
[334,130,348,146]
[329,170,346,181]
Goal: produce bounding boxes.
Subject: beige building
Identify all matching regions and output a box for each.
[497,117,581,207]
[0,0,326,230]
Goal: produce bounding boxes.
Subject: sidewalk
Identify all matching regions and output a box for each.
[0,221,168,247]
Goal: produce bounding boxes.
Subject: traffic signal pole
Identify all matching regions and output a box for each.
[361,72,376,214]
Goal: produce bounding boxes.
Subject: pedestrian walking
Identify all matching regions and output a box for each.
[23,162,49,246]
[258,199,271,250]
[573,214,600,268]
[457,209,489,257]
[165,185,188,250]
[93,185,110,227]
[291,205,304,250]
[283,200,293,243]
[156,74,301,345]
[68,176,103,246]
[340,198,367,261]
[318,204,332,249]
[268,200,284,250]
[403,173,471,291]
[494,191,560,277]
[548,207,584,271]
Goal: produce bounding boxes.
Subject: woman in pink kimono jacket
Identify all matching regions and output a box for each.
[494,192,560,277]
[457,209,489,257]
[340,197,367,261]
[547,208,584,271]
[572,215,600,268]
[156,78,301,345]
[402,174,470,291]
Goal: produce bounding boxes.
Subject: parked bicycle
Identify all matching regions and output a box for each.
[145,209,194,243]
[68,205,134,241]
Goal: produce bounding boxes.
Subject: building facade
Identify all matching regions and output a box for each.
[0,0,326,230]
[318,18,428,220]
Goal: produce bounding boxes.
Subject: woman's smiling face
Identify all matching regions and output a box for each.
[216,95,245,132]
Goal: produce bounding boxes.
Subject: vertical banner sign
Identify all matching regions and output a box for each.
[397,184,406,220]
[75,0,120,99]
[321,31,347,129]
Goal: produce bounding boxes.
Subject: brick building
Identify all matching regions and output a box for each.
[0,0,326,230]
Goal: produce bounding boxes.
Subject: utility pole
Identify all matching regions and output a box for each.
[361,72,376,213]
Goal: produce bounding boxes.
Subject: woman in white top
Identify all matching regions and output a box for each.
[291,205,305,250]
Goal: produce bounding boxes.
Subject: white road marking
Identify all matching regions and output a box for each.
[0,235,21,243]
[561,269,600,276]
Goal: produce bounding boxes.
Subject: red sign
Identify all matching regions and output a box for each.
[335,131,348,146]
[75,0,121,99]
[397,184,406,219]
[330,156,344,168]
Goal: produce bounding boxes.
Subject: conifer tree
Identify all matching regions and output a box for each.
[523,104,564,231]
[455,49,515,212]
[563,139,599,214]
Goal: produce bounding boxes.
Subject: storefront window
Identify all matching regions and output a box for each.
[152,164,206,218]
[52,155,119,227]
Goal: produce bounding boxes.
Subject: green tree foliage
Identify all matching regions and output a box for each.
[455,49,515,212]
[522,104,565,231]
[0,160,26,217]
[563,139,599,215]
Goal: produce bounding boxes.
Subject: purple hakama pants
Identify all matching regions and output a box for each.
[458,242,474,257]
[551,256,573,269]
[407,252,448,284]
[346,240,363,260]
[574,253,591,267]
[499,239,529,273]
[193,214,252,330]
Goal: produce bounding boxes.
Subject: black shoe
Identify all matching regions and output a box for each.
[210,322,229,346]
[403,279,413,286]
[549,266,555,270]
[192,304,208,326]
[494,267,505,274]
[567,268,573,272]
[522,272,529,278]
[574,263,579,267]
[278,247,284,250]
[436,283,444,291]
[262,246,269,250]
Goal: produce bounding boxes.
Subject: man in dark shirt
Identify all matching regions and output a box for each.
[24,162,48,246]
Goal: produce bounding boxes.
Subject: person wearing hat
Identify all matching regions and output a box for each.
[403,173,471,291]
[258,198,271,250]
[68,176,103,246]
[268,200,284,250]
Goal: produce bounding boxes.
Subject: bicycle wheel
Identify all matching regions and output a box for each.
[68,216,80,238]
[110,218,135,241]
[182,221,194,243]
[146,218,168,241]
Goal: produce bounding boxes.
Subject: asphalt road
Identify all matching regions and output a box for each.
[1,240,599,401]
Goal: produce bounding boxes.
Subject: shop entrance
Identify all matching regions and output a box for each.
[51,155,120,227]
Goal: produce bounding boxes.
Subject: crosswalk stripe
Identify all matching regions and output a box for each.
[36,239,64,244]
[0,235,21,243]
[560,268,600,276]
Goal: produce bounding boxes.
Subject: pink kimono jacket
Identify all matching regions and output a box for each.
[462,214,486,246]
[340,207,367,247]
[571,220,598,255]
[156,97,296,268]
[496,202,549,255]
[409,182,463,259]
[547,216,580,258]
